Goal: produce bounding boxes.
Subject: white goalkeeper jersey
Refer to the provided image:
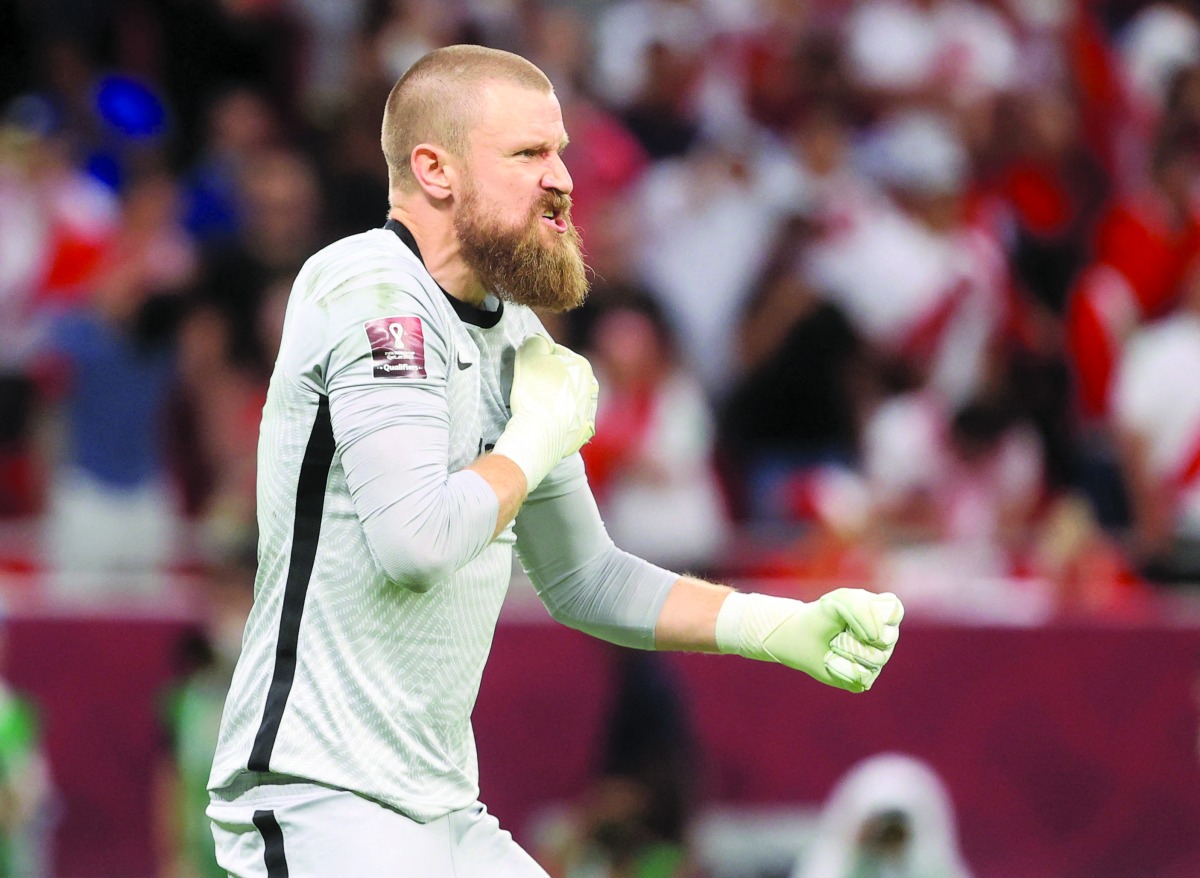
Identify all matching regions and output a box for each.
[208,220,552,821]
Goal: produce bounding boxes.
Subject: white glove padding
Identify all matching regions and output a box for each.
[715,589,904,692]
[491,334,599,492]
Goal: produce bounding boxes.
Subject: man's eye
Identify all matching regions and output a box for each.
[518,149,539,158]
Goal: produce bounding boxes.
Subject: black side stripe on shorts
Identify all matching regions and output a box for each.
[252,809,290,877]
[248,395,336,771]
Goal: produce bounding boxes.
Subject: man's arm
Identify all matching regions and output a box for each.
[656,577,903,693]
[334,333,597,587]
[494,335,904,691]
[516,461,903,692]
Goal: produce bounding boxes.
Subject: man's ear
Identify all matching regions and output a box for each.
[411,144,455,201]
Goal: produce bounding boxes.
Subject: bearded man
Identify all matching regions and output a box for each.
[206,45,904,876]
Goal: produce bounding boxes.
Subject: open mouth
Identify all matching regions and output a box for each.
[540,207,568,233]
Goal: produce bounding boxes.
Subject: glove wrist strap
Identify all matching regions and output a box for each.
[492,414,556,492]
[714,591,749,656]
[716,592,807,662]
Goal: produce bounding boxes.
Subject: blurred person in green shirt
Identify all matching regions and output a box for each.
[156,552,253,878]
[0,604,54,878]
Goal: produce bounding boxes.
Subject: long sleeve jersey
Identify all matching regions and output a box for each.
[208,221,675,821]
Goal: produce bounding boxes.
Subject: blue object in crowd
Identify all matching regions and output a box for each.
[93,74,166,140]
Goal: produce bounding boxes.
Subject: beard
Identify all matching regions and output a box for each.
[455,181,590,313]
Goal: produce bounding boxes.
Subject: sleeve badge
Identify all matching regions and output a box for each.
[363,316,427,379]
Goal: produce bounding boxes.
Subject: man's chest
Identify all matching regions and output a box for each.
[443,324,516,469]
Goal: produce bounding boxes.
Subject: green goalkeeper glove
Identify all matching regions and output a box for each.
[492,334,599,492]
[715,589,904,692]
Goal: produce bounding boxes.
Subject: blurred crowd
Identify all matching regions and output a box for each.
[3,0,1200,615]
[5,2,1200,876]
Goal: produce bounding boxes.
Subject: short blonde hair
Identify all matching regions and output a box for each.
[381,45,553,195]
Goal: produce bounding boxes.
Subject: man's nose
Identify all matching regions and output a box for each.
[542,153,573,195]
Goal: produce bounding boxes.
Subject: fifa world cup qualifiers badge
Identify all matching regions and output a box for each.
[364,316,427,378]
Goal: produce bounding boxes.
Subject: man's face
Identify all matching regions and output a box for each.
[453,82,589,312]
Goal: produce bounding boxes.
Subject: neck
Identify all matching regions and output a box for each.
[387,204,487,306]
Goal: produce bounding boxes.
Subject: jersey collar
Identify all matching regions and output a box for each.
[383,218,504,329]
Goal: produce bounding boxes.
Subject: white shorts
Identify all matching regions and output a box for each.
[208,780,549,877]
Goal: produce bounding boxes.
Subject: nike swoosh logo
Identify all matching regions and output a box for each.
[456,356,472,370]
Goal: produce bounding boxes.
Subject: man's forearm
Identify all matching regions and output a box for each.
[653,576,732,652]
[469,453,529,538]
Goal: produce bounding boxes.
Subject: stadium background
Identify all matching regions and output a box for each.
[1,0,1200,876]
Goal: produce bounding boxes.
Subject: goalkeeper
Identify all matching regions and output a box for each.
[207,44,903,877]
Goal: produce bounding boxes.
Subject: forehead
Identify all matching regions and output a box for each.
[472,81,566,149]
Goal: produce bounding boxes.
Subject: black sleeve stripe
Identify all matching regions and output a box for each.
[248,395,336,772]
[252,809,290,877]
